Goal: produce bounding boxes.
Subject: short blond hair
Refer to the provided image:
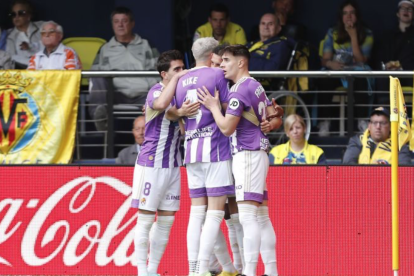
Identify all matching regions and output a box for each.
[192,37,219,61]
[283,114,305,134]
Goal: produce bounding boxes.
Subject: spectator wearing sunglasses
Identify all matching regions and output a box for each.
[27,21,82,70]
[6,0,43,68]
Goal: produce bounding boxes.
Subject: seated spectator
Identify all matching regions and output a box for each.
[0,50,14,69]
[6,0,43,69]
[89,6,159,130]
[250,0,305,42]
[247,13,291,71]
[27,21,82,70]
[342,107,411,164]
[375,0,414,104]
[318,0,374,135]
[116,115,145,164]
[272,0,305,41]
[247,13,293,90]
[269,114,326,164]
[321,0,373,71]
[193,3,246,45]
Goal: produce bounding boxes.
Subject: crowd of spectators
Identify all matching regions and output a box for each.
[0,0,412,164]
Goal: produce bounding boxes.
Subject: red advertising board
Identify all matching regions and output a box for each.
[0,166,413,275]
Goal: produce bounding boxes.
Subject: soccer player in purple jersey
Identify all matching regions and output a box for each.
[210,43,245,274]
[174,37,238,276]
[131,50,199,276]
[198,45,282,276]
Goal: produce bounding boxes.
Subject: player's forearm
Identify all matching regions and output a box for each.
[153,76,180,110]
[211,106,235,136]
[166,106,180,121]
[268,117,282,132]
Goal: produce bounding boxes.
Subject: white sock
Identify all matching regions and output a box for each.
[225,218,242,273]
[230,213,245,272]
[187,205,207,274]
[238,204,260,276]
[147,215,175,274]
[197,210,225,274]
[258,206,278,276]
[135,213,155,276]
[208,254,221,273]
[214,228,237,273]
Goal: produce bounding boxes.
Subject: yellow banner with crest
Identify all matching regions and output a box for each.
[0,70,80,164]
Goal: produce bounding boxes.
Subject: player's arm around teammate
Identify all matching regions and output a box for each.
[133,50,190,276]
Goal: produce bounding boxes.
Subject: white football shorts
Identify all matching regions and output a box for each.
[186,160,234,198]
[233,150,269,203]
[131,165,181,212]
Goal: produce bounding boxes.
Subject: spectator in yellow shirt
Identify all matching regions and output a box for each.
[193,3,246,45]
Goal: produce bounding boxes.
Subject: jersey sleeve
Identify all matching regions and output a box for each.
[147,89,162,109]
[226,91,248,117]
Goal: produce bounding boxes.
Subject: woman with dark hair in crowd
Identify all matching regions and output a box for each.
[318,0,374,135]
[321,0,373,70]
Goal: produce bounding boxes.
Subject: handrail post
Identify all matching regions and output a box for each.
[106,77,115,158]
[347,76,354,138]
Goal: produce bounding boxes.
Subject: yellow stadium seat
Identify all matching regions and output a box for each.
[62,37,106,86]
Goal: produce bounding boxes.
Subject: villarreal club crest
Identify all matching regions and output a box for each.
[0,71,39,155]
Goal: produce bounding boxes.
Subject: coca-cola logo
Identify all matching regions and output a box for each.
[0,176,138,268]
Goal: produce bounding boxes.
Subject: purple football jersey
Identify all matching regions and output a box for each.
[137,82,182,168]
[175,67,231,164]
[225,77,271,153]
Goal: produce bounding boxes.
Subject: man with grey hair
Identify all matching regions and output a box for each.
[89,6,159,131]
[27,21,81,70]
[175,37,238,276]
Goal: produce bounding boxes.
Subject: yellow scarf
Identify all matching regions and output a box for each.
[358,129,392,164]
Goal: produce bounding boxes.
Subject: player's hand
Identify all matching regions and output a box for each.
[175,69,189,79]
[197,86,220,111]
[266,98,284,121]
[179,99,200,117]
[142,104,146,115]
[260,118,271,134]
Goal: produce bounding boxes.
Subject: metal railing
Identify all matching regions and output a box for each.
[76,70,414,161]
